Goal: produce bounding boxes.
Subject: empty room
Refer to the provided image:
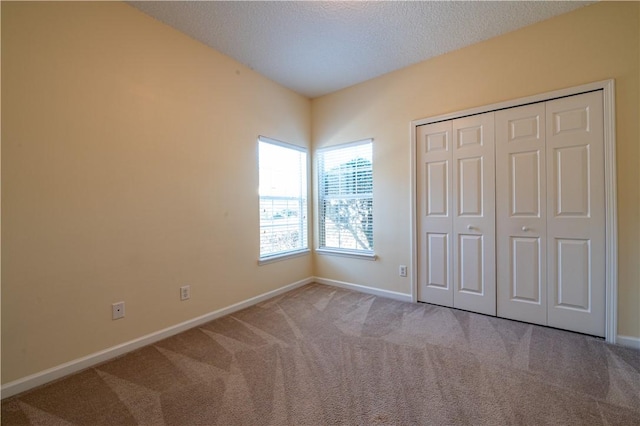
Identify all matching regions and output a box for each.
[1,1,639,424]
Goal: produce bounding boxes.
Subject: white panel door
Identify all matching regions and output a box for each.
[452,113,496,315]
[546,91,605,337]
[496,103,547,325]
[417,121,454,307]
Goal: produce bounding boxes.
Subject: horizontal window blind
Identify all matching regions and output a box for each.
[259,137,308,258]
[318,140,373,252]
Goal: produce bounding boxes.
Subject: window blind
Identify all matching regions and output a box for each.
[318,140,373,252]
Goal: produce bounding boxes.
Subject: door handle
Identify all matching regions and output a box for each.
[522,226,529,232]
[467,225,474,231]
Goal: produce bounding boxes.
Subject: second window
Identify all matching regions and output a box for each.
[317,140,373,253]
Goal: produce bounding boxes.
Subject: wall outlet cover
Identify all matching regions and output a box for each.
[112,301,125,320]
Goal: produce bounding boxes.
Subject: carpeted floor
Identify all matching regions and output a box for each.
[2,283,639,425]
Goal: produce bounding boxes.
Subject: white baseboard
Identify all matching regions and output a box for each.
[1,277,314,399]
[314,276,412,303]
[616,335,640,349]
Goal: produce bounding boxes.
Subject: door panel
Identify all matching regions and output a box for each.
[426,233,448,288]
[555,239,591,311]
[510,237,542,303]
[417,121,454,307]
[457,126,483,148]
[496,103,547,325]
[510,115,540,141]
[458,234,484,294]
[555,145,590,217]
[547,91,605,337]
[552,107,589,134]
[458,157,483,216]
[426,131,449,152]
[452,113,495,315]
[426,161,448,216]
[510,151,541,216]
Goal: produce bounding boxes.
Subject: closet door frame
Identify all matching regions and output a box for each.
[410,79,618,344]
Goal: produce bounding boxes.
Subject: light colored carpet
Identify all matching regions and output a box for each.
[2,283,639,425]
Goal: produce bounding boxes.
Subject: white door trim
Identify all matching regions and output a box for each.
[410,79,617,343]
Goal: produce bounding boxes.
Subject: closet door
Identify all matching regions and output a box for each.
[546,91,605,337]
[417,121,454,307]
[452,113,496,315]
[496,103,547,325]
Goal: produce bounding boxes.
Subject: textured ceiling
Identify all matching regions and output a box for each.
[128,1,591,98]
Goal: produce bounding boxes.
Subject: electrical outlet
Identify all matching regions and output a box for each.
[399,265,407,277]
[180,285,191,301]
[112,301,125,320]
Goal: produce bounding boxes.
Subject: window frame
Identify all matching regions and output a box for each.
[258,136,310,264]
[316,139,376,260]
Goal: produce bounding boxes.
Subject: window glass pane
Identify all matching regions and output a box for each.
[259,138,307,258]
[318,141,373,252]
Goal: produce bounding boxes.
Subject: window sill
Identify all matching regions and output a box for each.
[258,249,310,265]
[315,248,378,261]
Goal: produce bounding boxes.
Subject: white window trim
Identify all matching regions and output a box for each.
[258,135,309,262]
[316,248,377,261]
[259,135,307,153]
[258,248,310,265]
[316,138,375,258]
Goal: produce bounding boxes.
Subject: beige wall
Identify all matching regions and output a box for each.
[2,0,639,388]
[312,2,640,338]
[1,2,311,383]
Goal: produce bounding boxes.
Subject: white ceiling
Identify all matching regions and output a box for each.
[128,1,591,98]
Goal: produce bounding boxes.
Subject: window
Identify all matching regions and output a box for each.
[258,136,308,261]
[317,140,374,257]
